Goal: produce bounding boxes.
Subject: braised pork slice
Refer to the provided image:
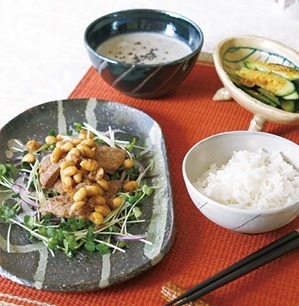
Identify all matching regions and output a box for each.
[40,194,72,217]
[94,145,126,173]
[40,194,93,218]
[51,179,65,194]
[106,180,122,198]
[39,156,61,188]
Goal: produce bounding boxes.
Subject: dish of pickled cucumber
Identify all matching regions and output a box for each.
[231,61,299,113]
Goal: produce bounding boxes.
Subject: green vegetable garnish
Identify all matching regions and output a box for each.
[0,124,156,258]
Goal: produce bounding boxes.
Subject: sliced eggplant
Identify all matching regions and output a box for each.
[244,61,299,81]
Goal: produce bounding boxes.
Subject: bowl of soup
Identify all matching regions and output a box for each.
[84,9,204,99]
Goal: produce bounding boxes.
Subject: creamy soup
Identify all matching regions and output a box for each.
[96,32,192,65]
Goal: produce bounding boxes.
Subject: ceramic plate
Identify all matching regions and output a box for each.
[0,98,174,291]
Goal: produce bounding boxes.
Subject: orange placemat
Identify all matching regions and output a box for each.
[0,61,298,306]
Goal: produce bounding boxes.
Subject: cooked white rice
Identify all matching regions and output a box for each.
[193,149,299,209]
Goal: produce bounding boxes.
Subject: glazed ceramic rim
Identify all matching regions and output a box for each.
[213,35,299,120]
[182,130,299,215]
[84,8,204,67]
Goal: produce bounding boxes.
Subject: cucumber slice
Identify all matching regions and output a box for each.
[236,67,296,97]
[256,88,280,106]
[238,77,255,88]
[282,91,299,100]
[233,81,278,107]
[244,61,299,81]
[280,100,296,112]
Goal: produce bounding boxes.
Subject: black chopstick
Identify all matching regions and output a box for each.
[166,228,299,306]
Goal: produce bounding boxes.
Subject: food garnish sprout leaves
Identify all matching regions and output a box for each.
[0,123,156,258]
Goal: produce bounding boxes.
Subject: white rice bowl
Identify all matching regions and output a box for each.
[182,131,299,234]
[194,149,299,210]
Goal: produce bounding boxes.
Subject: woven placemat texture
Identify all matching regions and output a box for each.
[0,61,298,306]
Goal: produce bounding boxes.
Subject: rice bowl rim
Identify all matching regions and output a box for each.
[182,130,299,215]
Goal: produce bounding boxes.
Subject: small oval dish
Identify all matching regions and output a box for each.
[213,35,299,131]
[84,9,204,99]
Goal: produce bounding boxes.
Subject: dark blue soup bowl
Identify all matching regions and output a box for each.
[84,9,204,99]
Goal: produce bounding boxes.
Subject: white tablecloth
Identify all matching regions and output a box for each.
[0,0,298,127]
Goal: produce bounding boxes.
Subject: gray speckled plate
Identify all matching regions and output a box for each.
[0,98,174,291]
